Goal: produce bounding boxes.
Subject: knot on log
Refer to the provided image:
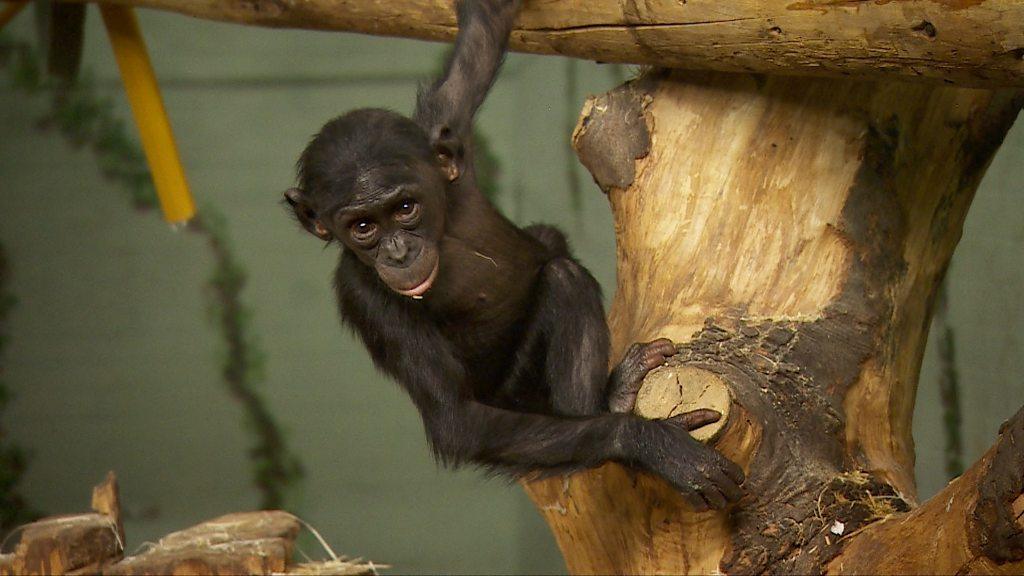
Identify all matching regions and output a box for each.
[571,79,652,194]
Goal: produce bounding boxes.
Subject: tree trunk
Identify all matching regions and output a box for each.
[70,0,1024,87]
[523,71,1024,575]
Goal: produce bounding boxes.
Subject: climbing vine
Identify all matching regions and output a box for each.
[934,280,964,478]
[0,244,37,536]
[191,210,302,508]
[0,30,302,509]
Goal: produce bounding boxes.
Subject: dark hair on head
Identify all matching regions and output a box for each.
[297,108,434,205]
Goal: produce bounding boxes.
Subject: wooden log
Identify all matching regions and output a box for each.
[0,554,17,576]
[286,558,385,575]
[104,538,291,575]
[102,511,301,576]
[9,514,123,576]
[69,0,1024,87]
[4,472,125,576]
[0,474,377,575]
[524,70,1023,574]
[139,511,300,550]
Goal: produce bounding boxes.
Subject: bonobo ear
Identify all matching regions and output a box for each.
[284,188,332,241]
[431,125,462,182]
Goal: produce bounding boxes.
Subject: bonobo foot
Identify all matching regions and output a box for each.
[634,414,746,510]
[610,339,745,509]
[608,338,678,413]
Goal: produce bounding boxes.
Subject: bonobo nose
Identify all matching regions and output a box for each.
[385,235,419,266]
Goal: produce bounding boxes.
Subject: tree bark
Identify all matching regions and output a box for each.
[70,0,1024,88]
[523,71,1023,574]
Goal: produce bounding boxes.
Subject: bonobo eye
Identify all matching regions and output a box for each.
[350,219,378,243]
[394,199,420,223]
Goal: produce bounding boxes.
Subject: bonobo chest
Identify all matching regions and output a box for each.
[424,234,542,353]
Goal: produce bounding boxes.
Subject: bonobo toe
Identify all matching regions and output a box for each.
[608,338,679,413]
[640,338,678,370]
[669,409,722,431]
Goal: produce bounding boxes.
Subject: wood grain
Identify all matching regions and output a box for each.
[68,0,1024,87]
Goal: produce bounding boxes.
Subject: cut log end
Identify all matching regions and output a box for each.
[571,83,652,195]
[634,365,732,443]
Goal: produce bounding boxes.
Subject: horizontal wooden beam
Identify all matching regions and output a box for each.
[76,0,1024,87]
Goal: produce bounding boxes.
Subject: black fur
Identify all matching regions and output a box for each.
[286,0,744,511]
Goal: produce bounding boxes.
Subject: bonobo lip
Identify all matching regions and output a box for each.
[396,260,439,298]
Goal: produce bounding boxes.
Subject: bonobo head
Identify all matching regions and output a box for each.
[285,109,460,298]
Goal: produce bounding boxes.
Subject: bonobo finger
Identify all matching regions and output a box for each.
[670,409,722,431]
[700,485,728,510]
[642,340,676,365]
[712,470,745,502]
[683,490,710,512]
[723,459,746,485]
[634,336,675,366]
[648,338,676,355]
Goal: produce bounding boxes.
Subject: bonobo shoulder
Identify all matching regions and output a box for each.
[523,224,570,259]
[540,256,600,293]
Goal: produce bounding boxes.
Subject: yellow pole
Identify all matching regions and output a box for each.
[99,4,195,224]
[0,2,28,31]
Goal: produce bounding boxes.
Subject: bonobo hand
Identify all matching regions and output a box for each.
[608,338,678,413]
[635,413,746,511]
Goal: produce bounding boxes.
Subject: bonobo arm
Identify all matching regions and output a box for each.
[402,340,742,511]
[435,398,744,511]
[336,255,744,510]
[414,0,521,167]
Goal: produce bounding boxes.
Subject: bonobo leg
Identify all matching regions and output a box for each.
[535,257,610,417]
[607,338,678,413]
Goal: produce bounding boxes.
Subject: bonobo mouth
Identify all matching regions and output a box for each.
[377,245,440,300]
[395,260,439,299]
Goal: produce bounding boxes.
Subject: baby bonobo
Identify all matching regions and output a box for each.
[284,0,744,510]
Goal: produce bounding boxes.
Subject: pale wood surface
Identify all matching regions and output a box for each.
[74,0,1024,87]
[525,70,1023,574]
[7,514,123,575]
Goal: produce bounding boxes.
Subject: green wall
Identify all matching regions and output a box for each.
[0,7,1021,574]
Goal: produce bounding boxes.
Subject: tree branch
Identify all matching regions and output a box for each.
[832,405,1024,575]
[72,0,1024,87]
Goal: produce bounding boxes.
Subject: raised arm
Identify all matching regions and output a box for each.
[414,0,521,180]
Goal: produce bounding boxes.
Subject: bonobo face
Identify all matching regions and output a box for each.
[285,159,446,298]
[330,162,446,298]
[286,109,451,298]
